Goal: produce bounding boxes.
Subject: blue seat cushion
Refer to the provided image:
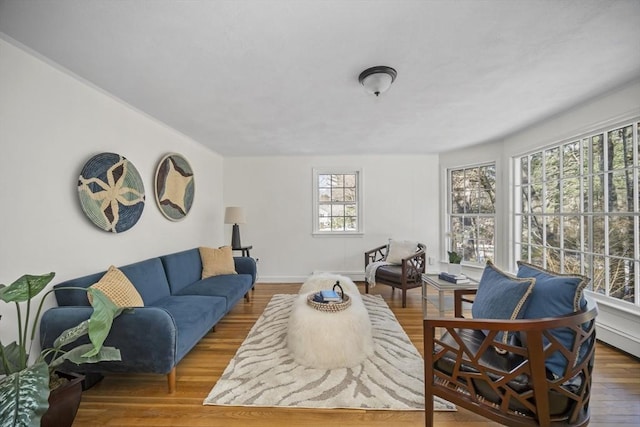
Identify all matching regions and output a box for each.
[177,274,252,311]
[516,261,589,377]
[152,295,226,361]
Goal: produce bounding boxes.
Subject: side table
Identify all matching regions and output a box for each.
[232,246,252,257]
[421,273,479,318]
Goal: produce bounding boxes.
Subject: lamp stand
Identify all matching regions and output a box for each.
[231,223,242,249]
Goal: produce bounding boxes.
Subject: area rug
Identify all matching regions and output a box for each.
[204,294,456,411]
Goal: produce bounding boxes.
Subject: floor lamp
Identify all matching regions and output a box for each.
[224,207,246,249]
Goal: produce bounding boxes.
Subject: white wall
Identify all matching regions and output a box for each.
[0,39,225,346]
[440,78,640,357]
[224,155,440,282]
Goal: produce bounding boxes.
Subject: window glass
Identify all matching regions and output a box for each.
[448,164,496,264]
[313,169,361,234]
[514,120,639,306]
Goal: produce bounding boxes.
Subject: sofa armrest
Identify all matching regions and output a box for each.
[40,306,178,374]
[234,256,257,284]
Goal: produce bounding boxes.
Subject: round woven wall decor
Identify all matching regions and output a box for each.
[154,153,195,221]
[77,152,145,233]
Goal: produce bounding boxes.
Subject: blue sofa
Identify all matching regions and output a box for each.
[39,248,257,392]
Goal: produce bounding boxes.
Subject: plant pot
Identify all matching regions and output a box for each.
[41,372,84,427]
[448,263,462,276]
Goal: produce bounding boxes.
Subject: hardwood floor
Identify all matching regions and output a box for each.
[73,283,640,427]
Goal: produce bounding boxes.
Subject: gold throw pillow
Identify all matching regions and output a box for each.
[200,246,238,278]
[89,265,144,307]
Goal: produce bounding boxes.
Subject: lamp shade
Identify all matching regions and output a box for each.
[358,66,397,96]
[224,207,246,224]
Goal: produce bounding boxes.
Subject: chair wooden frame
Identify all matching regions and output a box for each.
[364,243,426,308]
[424,289,598,427]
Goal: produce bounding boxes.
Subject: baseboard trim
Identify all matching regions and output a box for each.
[258,272,365,283]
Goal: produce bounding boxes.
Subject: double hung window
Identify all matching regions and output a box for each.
[515,120,639,305]
[313,168,362,234]
[447,164,496,264]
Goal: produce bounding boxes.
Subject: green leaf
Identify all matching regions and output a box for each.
[0,361,49,427]
[0,342,22,376]
[84,289,121,358]
[50,344,121,368]
[52,320,91,350]
[0,273,55,303]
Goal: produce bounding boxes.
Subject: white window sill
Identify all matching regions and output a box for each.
[312,232,364,238]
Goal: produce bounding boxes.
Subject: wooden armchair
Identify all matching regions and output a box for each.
[364,242,426,308]
[424,289,598,427]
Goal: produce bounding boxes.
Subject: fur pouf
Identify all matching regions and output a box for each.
[287,273,374,369]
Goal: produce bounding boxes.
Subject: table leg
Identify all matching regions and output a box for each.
[438,291,444,318]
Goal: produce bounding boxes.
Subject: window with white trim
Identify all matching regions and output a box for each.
[514,120,639,306]
[313,168,362,234]
[447,164,496,264]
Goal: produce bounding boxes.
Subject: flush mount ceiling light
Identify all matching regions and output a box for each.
[358,66,397,96]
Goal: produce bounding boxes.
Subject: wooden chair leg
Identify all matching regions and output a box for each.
[365,282,369,294]
[167,367,176,393]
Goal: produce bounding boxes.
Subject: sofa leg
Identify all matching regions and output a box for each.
[244,291,251,302]
[167,367,176,394]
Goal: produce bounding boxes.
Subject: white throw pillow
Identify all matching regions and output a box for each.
[386,240,419,264]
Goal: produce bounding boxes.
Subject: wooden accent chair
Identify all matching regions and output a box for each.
[424,289,598,427]
[364,242,426,308]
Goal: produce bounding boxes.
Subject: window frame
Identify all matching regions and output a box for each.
[513,119,640,308]
[446,162,497,266]
[312,167,363,236]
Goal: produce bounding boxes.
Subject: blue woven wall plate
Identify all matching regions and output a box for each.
[77,152,145,233]
[154,153,195,221]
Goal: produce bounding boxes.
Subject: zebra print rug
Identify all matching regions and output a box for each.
[203,294,456,411]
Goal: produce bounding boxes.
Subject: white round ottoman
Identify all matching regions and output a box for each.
[286,274,374,369]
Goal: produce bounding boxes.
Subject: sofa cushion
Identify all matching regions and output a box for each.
[177,274,253,311]
[516,261,589,377]
[119,258,171,306]
[200,246,237,278]
[472,261,535,345]
[152,295,227,361]
[89,265,144,307]
[385,239,418,264]
[160,248,203,295]
[54,271,106,306]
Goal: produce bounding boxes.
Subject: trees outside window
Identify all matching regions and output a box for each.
[313,168,361,234]
[448,164,496,264]
[515,121,639,306]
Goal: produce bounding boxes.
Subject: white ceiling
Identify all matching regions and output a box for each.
[1,0,639,156]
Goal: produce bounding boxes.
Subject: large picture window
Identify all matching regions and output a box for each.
[447,164,496,264]
[515,120,639,306]
[313,168,362,234]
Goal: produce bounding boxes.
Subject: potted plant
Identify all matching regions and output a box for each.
[0,272,122,426]
[447,250,463,275]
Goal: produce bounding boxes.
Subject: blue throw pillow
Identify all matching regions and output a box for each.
[516,261,589,377]
[472,261,535,345]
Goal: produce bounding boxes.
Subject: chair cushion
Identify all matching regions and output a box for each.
[385,239,418,264]
[375,265,421,286]
[434,328,581,417]
[516,261,589,377]
[472,261,535,344]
